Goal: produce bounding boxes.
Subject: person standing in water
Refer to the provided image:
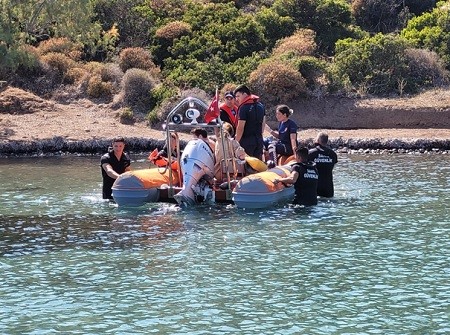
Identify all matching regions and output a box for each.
[100,137,131,199]
[308,132,338,198]
[274,147,318,206]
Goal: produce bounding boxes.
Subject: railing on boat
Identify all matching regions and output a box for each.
[162,96,234,202]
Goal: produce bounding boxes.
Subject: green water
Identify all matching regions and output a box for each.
[0,154,449,334]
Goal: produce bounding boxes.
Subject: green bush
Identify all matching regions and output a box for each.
[248,58,307,104]
[334,34,411,95]
[118,107,135,124]
[272,0,316,26]
[311,0,355,55]
[147,110,159,126]
[291,56,334,96]
[151,82,179,107]
[255,8,295,49]
[0,44,43,79]
[401,3,450,68]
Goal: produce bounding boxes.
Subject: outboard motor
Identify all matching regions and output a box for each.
[174,138,215,206]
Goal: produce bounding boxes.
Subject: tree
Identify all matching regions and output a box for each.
[351,0,402,33]
[93,0,155,48]
[401,2,450,68]
[1,0,120,76]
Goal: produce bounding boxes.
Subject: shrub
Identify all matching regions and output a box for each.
[255,8,295,49]
[82,62,123,93]
[272,29,316,58]
[118,107,135,124]
[0,44,44,79]
[118,47,156,72]
[84,61,104,75]
[334,34,411,95]
[86,75,113,99]
[41,52,77,75]
[155,21,192,40]
[248,58,307,104]
[147,110,159,126]
[99,63,123,85]
[37,37,83,60]
[151,82,179,107]
[14,45,44,77]
[404,48,449,90]
[64,67,88,84]
[121,68,158,112]
[291,56,333,97]
[352,0,403,33]
[401,3,450,69]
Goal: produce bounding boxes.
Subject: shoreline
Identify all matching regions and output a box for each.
[1,132,449,157]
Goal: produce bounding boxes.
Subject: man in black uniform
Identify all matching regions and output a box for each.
[274,147,318,206]
[100,137,131,199]
[308,132,338,197]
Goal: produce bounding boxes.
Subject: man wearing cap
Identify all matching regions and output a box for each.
[219,91,238,134]
[233,84,266,160]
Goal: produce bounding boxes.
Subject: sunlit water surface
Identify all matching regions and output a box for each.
[0,154,449,334]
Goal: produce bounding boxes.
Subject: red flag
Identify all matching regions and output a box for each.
[204,90,220,123]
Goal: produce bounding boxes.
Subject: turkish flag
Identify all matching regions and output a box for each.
[204,91,220,123]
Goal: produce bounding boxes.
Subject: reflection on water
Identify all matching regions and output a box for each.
[0,154,449,334]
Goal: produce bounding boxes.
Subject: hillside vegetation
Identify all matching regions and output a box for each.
[1,0,450,125]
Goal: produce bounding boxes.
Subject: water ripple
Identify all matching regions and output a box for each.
[1,155,449,333]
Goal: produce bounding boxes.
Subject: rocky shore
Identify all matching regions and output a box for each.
[1,134,449,157]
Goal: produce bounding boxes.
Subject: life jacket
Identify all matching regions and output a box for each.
[239,94,260,107]
[148,148,179,170]
[219,102,238,128]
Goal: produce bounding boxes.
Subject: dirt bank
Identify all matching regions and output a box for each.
[1,86,449,155]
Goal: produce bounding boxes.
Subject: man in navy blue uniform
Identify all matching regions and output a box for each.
[308,132,338,197]
[233,84,266,160]
[274,147,318,206]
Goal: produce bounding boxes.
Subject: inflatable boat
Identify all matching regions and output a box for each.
[232,166,295,208]
[112,167,180,207]
[111,96,295,208]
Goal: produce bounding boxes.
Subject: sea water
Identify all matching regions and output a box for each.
[0,154,449,334]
